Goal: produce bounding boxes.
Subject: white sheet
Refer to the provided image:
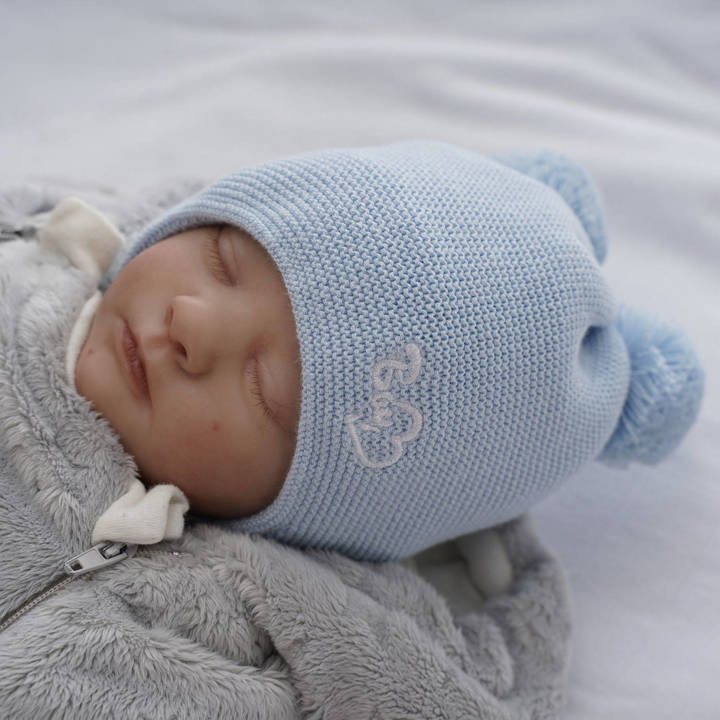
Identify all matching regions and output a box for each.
[2,1,718,716]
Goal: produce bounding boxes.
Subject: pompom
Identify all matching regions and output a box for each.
[493,149,608,263]
[599,305,705,466]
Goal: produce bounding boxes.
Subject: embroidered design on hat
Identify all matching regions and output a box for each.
[346,343,423,469]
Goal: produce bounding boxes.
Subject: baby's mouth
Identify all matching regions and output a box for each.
[122,321,151,402]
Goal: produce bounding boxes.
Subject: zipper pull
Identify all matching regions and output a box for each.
[64,541,138,577]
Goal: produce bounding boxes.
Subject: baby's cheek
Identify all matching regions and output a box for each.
[148,416,219,475]
[197,418,226,445]
[175,418,224,461]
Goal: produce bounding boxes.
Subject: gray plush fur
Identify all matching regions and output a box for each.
[0,183,571,719]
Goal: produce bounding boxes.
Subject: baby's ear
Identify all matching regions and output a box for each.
[492,150,608,264]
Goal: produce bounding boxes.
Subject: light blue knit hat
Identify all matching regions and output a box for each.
[120,141,704,561]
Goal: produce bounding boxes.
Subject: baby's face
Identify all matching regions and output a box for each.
[75,225,302,517]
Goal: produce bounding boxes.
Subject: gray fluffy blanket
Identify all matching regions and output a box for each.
[0,182,571,719]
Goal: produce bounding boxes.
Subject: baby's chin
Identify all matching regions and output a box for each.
[132,451,287,520]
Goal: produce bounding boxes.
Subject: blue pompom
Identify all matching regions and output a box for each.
[492,149,608,264]
[599,305,705,466]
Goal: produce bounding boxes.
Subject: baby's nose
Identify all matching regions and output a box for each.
[166,295,226,374]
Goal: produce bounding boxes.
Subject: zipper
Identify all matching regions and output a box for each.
[64,540,137,576]
[0,541,138,633]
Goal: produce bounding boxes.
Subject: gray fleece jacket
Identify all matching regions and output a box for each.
[0,182,571,720]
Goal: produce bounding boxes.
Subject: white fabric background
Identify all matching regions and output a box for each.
[2,1,718,717]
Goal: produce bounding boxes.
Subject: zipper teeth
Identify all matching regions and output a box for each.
[0,547,186,634]
[0,575,76,633]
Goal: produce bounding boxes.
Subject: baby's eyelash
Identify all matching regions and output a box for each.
[250,361,277,423]
[203,230,233,285]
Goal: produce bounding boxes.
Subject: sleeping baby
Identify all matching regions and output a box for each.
[75,223,301,520]
[62,140,704,561]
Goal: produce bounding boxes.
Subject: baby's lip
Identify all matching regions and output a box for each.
[121,320,151,403]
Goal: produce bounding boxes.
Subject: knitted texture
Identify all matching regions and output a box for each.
[492,149,609,263]
[0,186,572,719]
[125,141,631,561]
